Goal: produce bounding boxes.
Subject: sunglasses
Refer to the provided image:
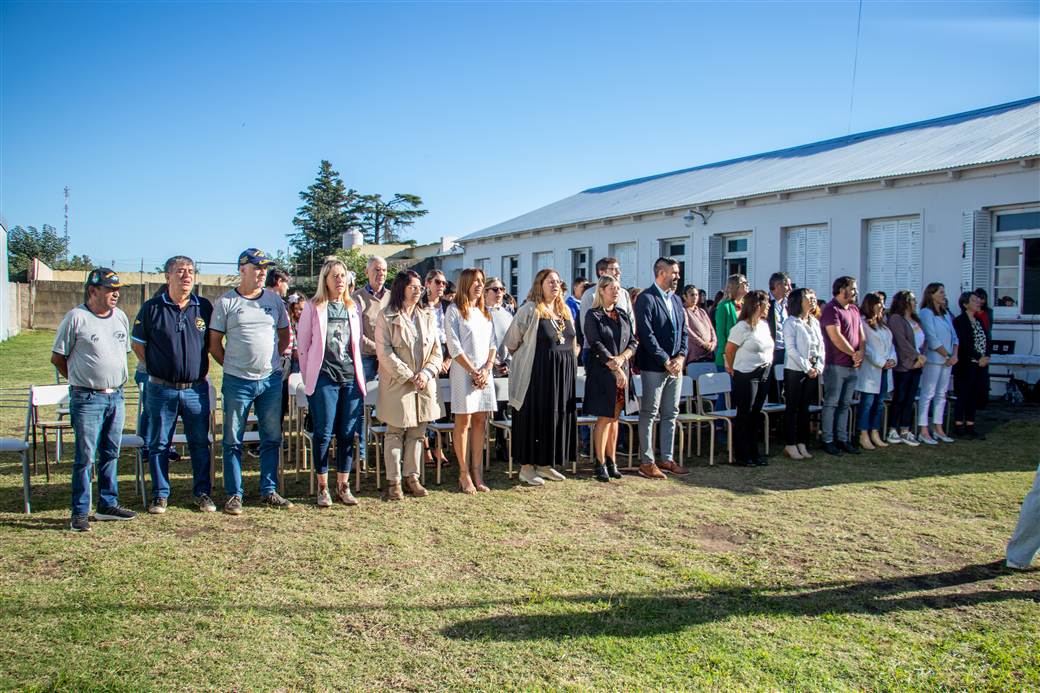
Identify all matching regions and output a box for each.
[431,279,446,286]
[487,287,505,293]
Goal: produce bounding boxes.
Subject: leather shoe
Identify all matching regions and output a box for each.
[734,459,755,467]
[657,460,690,476]
[752,456,769,466]
[837,441,861,455]
[822,442,843,456]
[638,462,666,479]
[593,463,610,482]
[605,458,622,479]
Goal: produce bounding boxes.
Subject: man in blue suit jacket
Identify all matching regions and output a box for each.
[634,257,690,479]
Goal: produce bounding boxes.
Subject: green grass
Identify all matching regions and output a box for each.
[1,329,1038,691]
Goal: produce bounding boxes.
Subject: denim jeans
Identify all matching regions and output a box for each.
[1007,462,1040,568]
[147,381,212,499]
[222,372,282,498]
[638,369,682,464]
[308,374,363,474]
[856,375,889,433]
[70,388,125,516]
[890,369,922,431]
[821,365,858,443]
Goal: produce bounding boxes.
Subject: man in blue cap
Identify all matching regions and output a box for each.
[209,248,292,514]
[52,267,137,531]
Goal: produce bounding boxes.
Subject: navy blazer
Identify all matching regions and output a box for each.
[634,285,688,372]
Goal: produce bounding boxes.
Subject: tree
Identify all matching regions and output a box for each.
[289,160,363,273]
[55,254,94,271]
[7,224,68,279]
[359,193,428,245]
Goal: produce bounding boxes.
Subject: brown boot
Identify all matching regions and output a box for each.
[404,476,428,497]
[386,482,404,501]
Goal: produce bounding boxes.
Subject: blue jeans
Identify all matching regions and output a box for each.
[1007,462,1040,568]
[822,365,858,443]
[147,381,212,499]
[308,374,363,474]
[856,376,889,433]
[222,372,282,498]
[70,388,125,516]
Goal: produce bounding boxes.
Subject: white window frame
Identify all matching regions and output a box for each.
[570,247,592,285]
[659,237,688,288]
[474,258,491,277]
[992,208,1040,318]
[722,232,752,282]
[502,255,520,298]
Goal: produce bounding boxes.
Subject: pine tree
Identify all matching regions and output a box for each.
[289,161,363,273]
[359,193,428,244]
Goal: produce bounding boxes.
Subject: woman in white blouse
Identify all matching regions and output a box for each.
[855,293,897,451]
[724,290,774,467]
[444,268,497,494]
[782,287,825,460]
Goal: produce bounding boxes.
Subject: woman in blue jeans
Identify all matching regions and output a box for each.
[854,293,896,450]
[297,258,368,507]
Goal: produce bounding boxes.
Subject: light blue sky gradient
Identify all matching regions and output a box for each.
[1,1,1037,272]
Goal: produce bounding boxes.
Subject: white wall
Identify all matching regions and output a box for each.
[463,164,1038,293]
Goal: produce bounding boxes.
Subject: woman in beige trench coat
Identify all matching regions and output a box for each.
[374,270,443,500]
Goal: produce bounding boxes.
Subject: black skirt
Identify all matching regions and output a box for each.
[513,318,577,467]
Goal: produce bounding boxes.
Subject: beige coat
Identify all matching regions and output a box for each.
[374,305,443,429]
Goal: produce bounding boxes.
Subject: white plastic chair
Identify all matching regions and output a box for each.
[28,384,71,481]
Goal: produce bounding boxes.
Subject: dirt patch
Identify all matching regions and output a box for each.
[639,486,685,498]
[600,512,626,525]
[693,523,750,553]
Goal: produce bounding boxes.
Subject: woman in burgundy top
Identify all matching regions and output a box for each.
[682,284,717,364]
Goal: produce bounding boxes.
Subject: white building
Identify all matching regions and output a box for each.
[460,97,1040,355]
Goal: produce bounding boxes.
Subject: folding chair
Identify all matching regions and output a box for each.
[573,374,599,474]
[488,378,515,478]
[761,364,787,454]
[285,372,303,472]
[675,375,717,465]
[28,384,71,481]
[695,371,769,464]
[2,389,32,513]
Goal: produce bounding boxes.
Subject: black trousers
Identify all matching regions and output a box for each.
[733,365,769,463]
[890,369,922,430]
[783,369,815,446]
[767,349,785,403]
[954,364,986,423]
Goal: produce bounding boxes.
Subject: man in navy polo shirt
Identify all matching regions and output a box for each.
[132,255,216,514]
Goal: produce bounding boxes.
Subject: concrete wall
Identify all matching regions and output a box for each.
[28,282,233,330]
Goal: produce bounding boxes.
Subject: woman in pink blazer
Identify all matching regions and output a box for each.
[297,257,368,507]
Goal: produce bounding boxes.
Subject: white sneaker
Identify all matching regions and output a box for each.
[935,433,955,443]
[919,434,938,446]
[519,465,545,486]
[901,432,920,447]
[885,429,903,445]
[535,465,566,481]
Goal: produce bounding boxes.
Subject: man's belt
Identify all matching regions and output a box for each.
[148,376,203,390]
[70,385,122,394]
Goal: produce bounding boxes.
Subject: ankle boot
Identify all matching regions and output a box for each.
[965,425,985,440]
[858,430,875,450]
[593,462,610,482]
[870,430,888,448]
[953,423,966,437]
[605,458,622,479]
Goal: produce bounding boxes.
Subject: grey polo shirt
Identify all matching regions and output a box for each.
[52,304,131,389]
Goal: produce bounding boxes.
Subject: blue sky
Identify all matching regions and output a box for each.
[1,1,1037,273]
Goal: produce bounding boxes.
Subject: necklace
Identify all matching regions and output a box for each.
[549,312,566,344]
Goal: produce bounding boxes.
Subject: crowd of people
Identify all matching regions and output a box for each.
[45,249,1036,571]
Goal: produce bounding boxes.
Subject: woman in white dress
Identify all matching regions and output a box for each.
[444,268,498,494]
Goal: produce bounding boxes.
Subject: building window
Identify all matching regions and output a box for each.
[533,251,554,275]
[608,242,638,288]
[992,208,1040,316]
[660,238,687,288]
[570,247,592,285]
[866,216,922,301]
[474,258,491,277]
[503,256,519,298]
[783,225,830,297]
[722,233,752,282]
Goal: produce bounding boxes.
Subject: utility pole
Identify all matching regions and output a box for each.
[63,186,70,262]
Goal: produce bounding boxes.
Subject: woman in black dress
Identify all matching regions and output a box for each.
[952,291,991,439]
[583,275,638,482]
[503,269,580,486]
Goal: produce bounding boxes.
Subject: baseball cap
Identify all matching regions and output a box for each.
[86,268,123,289]
[238,248,274,267]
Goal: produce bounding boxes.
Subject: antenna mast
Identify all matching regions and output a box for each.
[63,186,70,262]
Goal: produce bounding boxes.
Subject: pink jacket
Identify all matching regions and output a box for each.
[296,299,368,397]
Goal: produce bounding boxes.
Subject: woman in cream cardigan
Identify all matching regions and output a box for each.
[503,269,581,486]
[374,270,443,501]
[297,258,368,507]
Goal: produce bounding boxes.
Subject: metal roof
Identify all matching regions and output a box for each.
[462,97,1040,243]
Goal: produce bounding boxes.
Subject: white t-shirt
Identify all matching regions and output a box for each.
[210,288,289,380]
[727,319,775,373]
[52,305,131,389]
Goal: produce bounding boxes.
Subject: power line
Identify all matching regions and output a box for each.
[847,0,864,134]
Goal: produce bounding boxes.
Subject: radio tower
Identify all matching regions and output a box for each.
[63,186,70,262]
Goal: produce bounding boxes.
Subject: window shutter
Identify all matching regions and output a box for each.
[745,233,754,289]
[806,226,830,297]
[703,235,723,295]
[972,210,993,294]
[961,212,974,292]
[784,227,804,288]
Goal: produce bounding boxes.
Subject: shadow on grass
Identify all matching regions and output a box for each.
[441,561,1039,641]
